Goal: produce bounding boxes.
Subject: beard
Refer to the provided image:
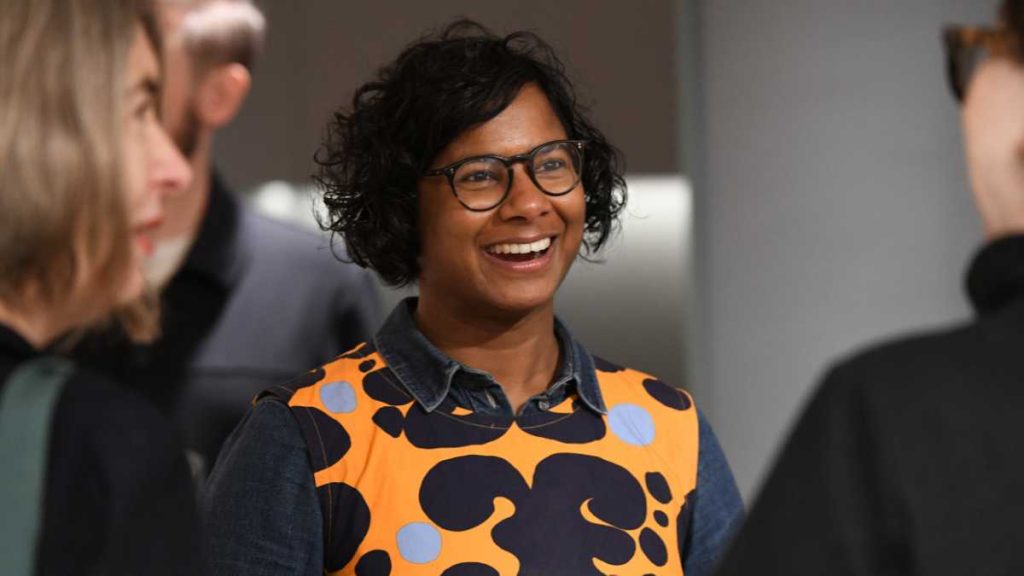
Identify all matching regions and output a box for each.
[143,234,193,289]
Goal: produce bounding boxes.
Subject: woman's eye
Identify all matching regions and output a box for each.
[537,159,566,172]
[460,170,498,183]
[133,98,155,120]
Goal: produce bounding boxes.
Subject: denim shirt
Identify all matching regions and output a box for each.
[203,299,743,575]
[375,299,607,419]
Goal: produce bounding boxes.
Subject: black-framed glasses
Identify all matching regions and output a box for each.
[423,139,587,212]
[944,25,1014,103]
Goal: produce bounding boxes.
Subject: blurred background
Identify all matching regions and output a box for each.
[216,0,997,499]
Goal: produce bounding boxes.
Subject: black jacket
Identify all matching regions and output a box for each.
[716,235,1024,575]
[0,326,202,575]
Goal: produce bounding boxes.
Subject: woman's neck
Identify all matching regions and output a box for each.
[414,296,561,412]
[0,299,61,350]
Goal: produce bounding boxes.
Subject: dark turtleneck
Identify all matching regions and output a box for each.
[717,235,1024,576]
[966,234,1024,315]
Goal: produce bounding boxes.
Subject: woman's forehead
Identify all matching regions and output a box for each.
[434,85,568,163]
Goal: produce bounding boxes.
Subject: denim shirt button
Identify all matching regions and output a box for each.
[538,399,550,411]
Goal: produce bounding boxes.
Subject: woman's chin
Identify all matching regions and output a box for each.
[116,268,147,306]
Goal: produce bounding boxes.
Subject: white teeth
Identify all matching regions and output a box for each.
[487,237,552,255]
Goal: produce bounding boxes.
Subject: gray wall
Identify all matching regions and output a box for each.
[690,0,998,499]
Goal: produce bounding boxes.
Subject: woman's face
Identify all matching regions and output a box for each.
[416,84,586,317]
[119,25,192,303]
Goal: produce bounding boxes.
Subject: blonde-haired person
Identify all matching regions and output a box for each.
[0,0,200,574]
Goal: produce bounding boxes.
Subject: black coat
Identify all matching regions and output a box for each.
[716,235,1024,575]
[0,326,202,575]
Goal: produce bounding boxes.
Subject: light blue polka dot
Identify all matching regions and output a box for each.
[320,381,357,413]
[608,403,656,446]
[397,522,441,564]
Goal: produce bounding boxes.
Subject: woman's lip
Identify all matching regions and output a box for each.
[134,216,163,233]
[131,216,162,258]
[134,232,155,257]
[481,237,556,272]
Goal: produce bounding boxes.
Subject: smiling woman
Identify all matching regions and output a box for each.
[204,19,743,576]
[0,0,197,573]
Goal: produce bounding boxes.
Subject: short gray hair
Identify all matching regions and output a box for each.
[174,0,265,71]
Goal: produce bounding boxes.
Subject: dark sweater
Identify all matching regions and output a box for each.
[715,235,1024,575]
[0,326,203,575]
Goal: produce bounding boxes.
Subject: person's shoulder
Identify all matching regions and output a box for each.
[58,366,179,451]
[50,365,193,503]
[591,354,695,412]
[815,304,1024,415]
[60,365,161,420]
[260,341,379,401]
[826,314,991,385]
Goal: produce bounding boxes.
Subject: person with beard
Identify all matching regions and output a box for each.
[715,1,1024,574]
[75,0,381,479]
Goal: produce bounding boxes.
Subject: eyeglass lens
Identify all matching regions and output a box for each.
[453,141,582,210]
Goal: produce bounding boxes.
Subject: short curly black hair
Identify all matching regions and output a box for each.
[314,19,627,286]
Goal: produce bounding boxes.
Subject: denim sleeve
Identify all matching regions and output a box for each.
[202,399,322,576]
[683,409,745,576]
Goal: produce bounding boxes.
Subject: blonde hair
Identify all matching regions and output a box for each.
[0,0,160,341]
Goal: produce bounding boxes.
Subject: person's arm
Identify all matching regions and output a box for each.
[202,399,323,576]
[682,410,745,576]
[713,364,908,576]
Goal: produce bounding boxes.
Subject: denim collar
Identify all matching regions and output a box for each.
[373,298,606,415]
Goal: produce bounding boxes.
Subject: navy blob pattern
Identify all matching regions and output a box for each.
[440,563,500,576]
[299,408,351,471]
[419,453,666,575]
[355,550,390,575]
[642,378,692,411]
[645,471,673,504]
[321,482,372,573]
[592,355,626,373]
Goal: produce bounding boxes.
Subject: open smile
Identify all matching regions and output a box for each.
[482,235,556,269]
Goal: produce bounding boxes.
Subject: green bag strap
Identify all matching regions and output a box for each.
[0,356,75,576]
